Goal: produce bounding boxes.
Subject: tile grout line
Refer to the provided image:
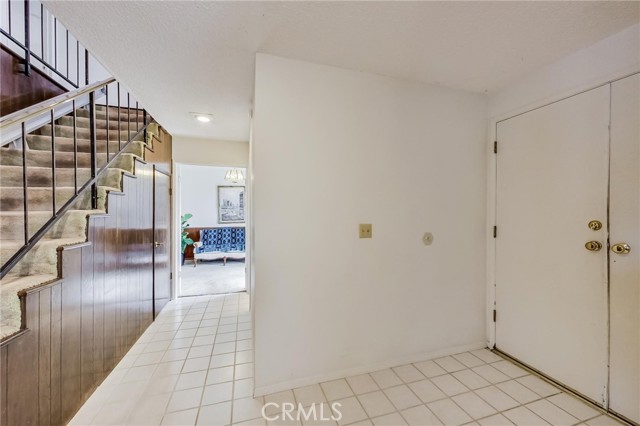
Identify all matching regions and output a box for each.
[73,293,625,426]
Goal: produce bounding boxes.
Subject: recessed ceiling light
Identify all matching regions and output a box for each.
[190,112,214,123]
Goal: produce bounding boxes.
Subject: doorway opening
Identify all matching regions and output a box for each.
[176,163,247,297]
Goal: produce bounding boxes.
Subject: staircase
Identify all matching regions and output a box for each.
[0,100,158,340]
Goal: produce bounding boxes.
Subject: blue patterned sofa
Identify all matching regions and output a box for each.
[192,227,245,266]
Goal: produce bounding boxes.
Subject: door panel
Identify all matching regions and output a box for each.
[495,86,610,404]
[153,168,171,317]
[609,74,640,423]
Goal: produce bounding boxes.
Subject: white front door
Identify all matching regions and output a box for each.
[609,73,640,424]
[495,85,610,404]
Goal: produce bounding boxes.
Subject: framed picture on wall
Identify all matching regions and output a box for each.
[218,186,245,223]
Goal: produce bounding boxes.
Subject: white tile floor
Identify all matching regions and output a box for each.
[70,292,626,426]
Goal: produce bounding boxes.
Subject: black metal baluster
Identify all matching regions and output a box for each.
[7,0,12,35]
[23,0,30,75]
[76,40,79,87]
[40,4,44,59]
[105,86,110,162]
[127,93,131,143]
[50,109,57,214]
[72,100,78,193]
[143,108,147,146]
[117,83,121,151]
[53,18,57,69]
[84,48,89,85]
[21,122,29,244]
[65,30,69,78]
[89,91,98,209]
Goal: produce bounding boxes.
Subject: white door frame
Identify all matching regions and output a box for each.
[170,161,181,301]
[171,161,251,299]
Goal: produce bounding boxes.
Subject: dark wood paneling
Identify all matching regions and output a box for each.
[6,294,38,426]
[80,244,95,401]
[38,287,52,426]
[153,168,171,317]
[146,128,172,176]
[142,165,154,329]
[50,283,62,426]
[92,217,106,382]
[0,133,172,426]
[102,197,119,373]
[117,183,128,356]
[0,346,7,426]
[61,249,82,423]
[0,46,66,116]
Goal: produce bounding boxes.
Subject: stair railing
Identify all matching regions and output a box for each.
[0,78,150,279]
[0,0,107,90]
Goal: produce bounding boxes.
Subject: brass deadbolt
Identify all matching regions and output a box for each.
[585,241,603,252]
[588,220,603,231]
[611,243,631,254]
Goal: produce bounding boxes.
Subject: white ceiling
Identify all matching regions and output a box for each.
[44,1,639,141]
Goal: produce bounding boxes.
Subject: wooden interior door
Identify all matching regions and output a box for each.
[153,167,171,318]
[495,85,610,404]
[609,73,640,424]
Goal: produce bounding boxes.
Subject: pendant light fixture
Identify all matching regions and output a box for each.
[224,168,245,183]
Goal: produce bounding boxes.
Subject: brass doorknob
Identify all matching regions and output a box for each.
[585,241,602,251]
[611,243,631,254]
[588,220,603,231]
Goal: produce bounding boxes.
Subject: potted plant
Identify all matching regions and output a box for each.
[181,213,194,265]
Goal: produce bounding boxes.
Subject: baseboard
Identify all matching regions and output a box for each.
[254,340,486,397]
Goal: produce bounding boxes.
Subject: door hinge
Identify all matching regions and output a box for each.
[493,226,497,238]
[170,272,173,279]
[493,141,498,154]
[169,187,172,196]
[493,310,497,322]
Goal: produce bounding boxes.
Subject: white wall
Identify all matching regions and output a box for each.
[179,165,246,228]
[252,54,488,394]
[489,24,640,120]
[173,136,249,167]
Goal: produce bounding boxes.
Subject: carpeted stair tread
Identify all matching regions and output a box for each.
[1,186,93,211]
[0,148,109,168]
[0,235,88,252]
[27,134,146,155]
[1,236,90,277]
[57,115,144,130]
[36,124,143,141]
[76,108,146,121]
[0,273,59,339]
[0,209,93,240]
[0,165,93,187]
[0,187,113,277]
[0,165,128,187]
